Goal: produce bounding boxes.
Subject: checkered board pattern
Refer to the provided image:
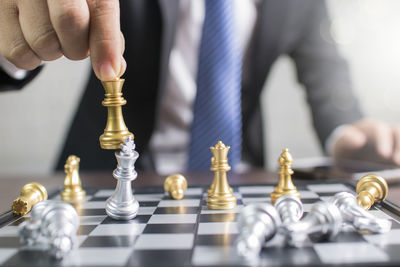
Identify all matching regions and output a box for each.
[0,182,400,266]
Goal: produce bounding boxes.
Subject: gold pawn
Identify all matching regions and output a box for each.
[61,155,86,201]
[12,182,48,216]
[164,174,188,200]
[356,174,388,210]
[99,78,134,149]
[206,141,236,210]
[270,148,300,204]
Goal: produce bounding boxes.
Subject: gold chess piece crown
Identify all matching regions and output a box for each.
[99,78,134,149]
[270,148,300,204]
[12,182,48,216]
[164,174,188,200]
[356,174,388,210]
[61,155,86,201]
[206,141,236,210]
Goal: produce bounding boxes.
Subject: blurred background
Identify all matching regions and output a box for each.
[0,0,399,175]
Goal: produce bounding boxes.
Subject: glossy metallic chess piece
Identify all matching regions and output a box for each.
[274,195,303,226]
[206,141,236,210]
[285,202,342,247]
[19,200,51,246]
[331,192,391,233]
[61,155,86,201]
[356,174,388,210]
[164,174,187,200]
[99,78,134,149]
[236,203,281,259]
[106,136,139,220]
[270,149,300,204]
[12,182,47,216]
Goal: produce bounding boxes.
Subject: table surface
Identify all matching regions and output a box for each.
[0,170,399,214]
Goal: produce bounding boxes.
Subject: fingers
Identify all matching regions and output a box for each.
[333,125,367,159]
[87,0,122,80]
[18,0,62,61]
[392,126,400,165]
[0,0,41,70]
[47,0,90,60]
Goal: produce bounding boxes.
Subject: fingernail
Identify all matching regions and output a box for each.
[118,57,127,77]
[99,63,117,81]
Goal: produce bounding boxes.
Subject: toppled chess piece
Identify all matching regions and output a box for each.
[99,78,134,149]
[61,155,86,202]
[206,141,236,210]
[106,136,139,220]
[274,195,303,226]
[356,174,388,210]
[236,203,281,259]
[12,182,48,216]
[270,149,300,204]
[284,202,342,247]
[331,192,391,233]
[19,201,79,260]
[164,174,187,200]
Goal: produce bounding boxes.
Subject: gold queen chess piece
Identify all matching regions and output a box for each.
[12,183,48,216]
[61,155,86,202]
[206,141,236,210]
[270,148,300,204]
[356,174,388,210]
[99,78,134,149]
[164,174,188,200]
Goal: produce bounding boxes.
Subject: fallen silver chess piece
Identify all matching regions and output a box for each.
[235,203,281,260]
[284,201,342,247]
[274,195,303,226]
[19,200,79,259]
[331,192,391,234]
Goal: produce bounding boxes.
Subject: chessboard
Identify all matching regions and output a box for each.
[0,181,399,266]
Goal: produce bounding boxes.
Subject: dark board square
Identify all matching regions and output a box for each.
[9,217,30,226]
[154,207,199,214]
[80,235,138,248]
[133,187,164,194]
[101,215,151,224]
[259,246,321,265]
[199,213,237,223]
[241,193,269,198]
[126,249,192,267]
[0,237,20,248]
[79,209,107,216]
[77,225,97,236]
[138,201,160,207]
[382,244,400,261]
[301,198,321,204]
[143,223,196,234]
[89,197,108,202]
[313,231,366,243]
[2,250,57,267]
[195,234,238,246]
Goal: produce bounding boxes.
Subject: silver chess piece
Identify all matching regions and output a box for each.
[285,202,342,247]
[40,202,79,259]
[106,136,139,220]
[236,203,281,259]
[274,195,303,226]
[331,192,391,234]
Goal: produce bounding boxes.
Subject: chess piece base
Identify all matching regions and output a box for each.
[206,194,236,210]
[106,198,139,220]
[61,188,86,202]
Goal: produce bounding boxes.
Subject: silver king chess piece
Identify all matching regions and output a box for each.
[331,192,391,233]
[106,136,139,220]
[236,203,281,259]
[274,195,303,226]
[284,202,342,247]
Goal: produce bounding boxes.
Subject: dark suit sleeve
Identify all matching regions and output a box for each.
[289,0,363,151]
[0,66,43,92]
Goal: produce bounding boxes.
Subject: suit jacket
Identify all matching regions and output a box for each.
[0,0,363,171]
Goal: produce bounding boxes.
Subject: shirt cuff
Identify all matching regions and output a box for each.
[0,54,28,80]
[325,124,350,156]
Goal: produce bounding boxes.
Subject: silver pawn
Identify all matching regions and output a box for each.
[40,202,79,259]
[236,203,281,259]
[274,195,303,225]
[106,136,139,220]
[285,202,342,247]
[331,192,391,233]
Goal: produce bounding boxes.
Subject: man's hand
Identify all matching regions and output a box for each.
[333,118,400,165]
[0,0,126,81]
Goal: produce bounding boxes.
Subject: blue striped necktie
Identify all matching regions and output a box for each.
[188,0,242,171]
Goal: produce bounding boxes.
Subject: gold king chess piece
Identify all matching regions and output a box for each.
[270,148,300,204]
[12,183,48,216]
[61,155,86,202]
[206,141,236,210]
[356,174,388,210]
[164,174,188,200]
[99,78,134,149]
